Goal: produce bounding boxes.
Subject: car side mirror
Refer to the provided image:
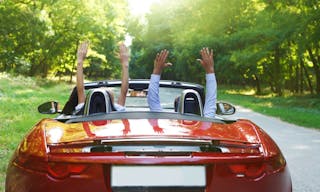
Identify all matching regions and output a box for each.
[38,101,60,114]
[216,102,236,115]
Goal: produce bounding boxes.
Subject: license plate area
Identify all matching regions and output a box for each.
[111,165,206,188]
[112,186,205,192]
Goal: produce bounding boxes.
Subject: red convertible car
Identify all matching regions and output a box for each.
[6,79,292,192]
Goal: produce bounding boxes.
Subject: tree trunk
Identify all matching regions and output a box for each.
[69,41,79,83]
[295,64,299,93]
[307,47,320,94]
[40,56,48,78]
[253,74,262,95]
[287,41,295,93]
[69,64,74,83]
[29,59,38,76]
[269,81,275,93]
[299,61,303,94]
[300,58,314,94]
[288,59,295,93]
[274,47,282,96]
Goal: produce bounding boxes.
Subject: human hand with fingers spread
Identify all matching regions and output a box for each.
[77,41,89,65]
[119,43,129,69]
[153,49,172,75]
[197,47,214,74]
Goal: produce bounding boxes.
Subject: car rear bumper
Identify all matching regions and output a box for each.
[6,162,291,192]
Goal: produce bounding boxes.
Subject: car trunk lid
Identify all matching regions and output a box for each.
[45,118,261,145]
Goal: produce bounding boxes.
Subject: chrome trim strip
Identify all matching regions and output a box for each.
[101,138,212,144]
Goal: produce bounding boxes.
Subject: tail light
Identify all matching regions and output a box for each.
[48,163,87,179]
[219,153,286,180]
[14,156,87,179]
[13,123,87,179]
[265,152,286,173]
[229,163,266,179]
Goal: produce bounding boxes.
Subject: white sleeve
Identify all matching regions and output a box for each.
[113,103,126,112]
[74,102,85,113]
[147,74,163,112]
[72,103,84,115]
[203,73,217,118]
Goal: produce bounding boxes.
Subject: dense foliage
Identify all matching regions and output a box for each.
[0,0,128,81]
[0,0,319,96]
[128,0,320,96]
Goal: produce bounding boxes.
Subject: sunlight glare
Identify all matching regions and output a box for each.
[124,34,133,47]
[128,0,160,16]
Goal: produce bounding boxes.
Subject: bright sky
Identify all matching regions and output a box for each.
[128,0,160,16]
[125,0,160,46]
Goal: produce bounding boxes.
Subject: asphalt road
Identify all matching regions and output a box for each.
[228,106,320,192]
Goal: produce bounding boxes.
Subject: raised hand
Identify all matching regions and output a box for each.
[76,41,89,105]
[117,43,129,106]
[119,43,129,68]
[197,47,214,74]
[77,41,89,65]
[153,49,172,75]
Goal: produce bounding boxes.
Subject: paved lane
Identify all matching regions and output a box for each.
[228,106,320,192]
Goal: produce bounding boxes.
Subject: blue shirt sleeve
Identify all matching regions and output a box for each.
[147,73,216,116]
[203,73,217,118]
[147,74,163,112]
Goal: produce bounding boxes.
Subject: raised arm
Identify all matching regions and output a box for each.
[117,43,129,106]
[197,48,217,118]
[148,50,172,112]
[76,41,89,106]
[152,49,172,75]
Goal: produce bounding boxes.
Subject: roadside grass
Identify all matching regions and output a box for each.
[0,73,72,191]
[218,86,320,129]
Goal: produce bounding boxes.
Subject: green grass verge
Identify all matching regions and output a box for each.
[218,86,320,129]
[0,73,72,191]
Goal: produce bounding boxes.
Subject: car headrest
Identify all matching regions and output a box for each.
[84,88,114,115]
[175,89,203,116]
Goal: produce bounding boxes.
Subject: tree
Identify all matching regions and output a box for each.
[0,0,128,80]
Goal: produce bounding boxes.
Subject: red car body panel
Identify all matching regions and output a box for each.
[42,118,261,144]
[6,117,292,192]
